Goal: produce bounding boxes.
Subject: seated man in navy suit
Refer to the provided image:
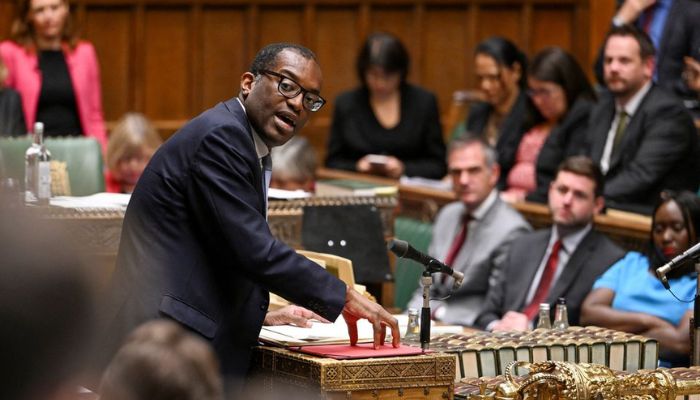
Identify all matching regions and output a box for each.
[474,156,625,331]
[588,25,698,214]
[103,43,400,391]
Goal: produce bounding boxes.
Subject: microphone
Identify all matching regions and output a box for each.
[388,239,464,289]
[655,241,700,289]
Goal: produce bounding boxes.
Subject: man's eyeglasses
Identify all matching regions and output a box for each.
[259,69,326,112]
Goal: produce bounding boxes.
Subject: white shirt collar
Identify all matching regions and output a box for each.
[236,97,269,159]
[469,189,498,220]
[552,223,592,254]
[617,81,652,117]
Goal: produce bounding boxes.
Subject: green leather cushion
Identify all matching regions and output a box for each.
[393,216,434,311]
[0,136,105,196]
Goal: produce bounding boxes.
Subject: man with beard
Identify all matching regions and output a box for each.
[474,156,625,331]
[588,25,698,214]
[103,43,399,393]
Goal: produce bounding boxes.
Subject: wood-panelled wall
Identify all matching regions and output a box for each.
[0,0,614,160]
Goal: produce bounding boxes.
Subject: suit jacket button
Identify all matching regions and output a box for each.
[260,304,267,310]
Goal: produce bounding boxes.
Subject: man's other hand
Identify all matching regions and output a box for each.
[263,305,329,328]
[491,311,529,332]
[342,286,400,349]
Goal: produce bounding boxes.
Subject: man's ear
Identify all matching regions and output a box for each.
[643,56,655,81]
[593,195,605,215]
[489,163,501,187]
[240,72,256,99]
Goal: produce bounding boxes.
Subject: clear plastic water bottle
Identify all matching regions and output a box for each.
[535,303,551,329]
[553,297,569,330]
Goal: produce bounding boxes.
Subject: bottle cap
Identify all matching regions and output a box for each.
[539,303,550,311]
[34,122,44,134]
[408,308,418,315]
[558,297,566,305]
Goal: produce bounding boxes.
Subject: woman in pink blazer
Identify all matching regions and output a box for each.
[0,0,106,150]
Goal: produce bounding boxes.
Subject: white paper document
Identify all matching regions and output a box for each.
[50,192,131,210]
[259,314,374,346]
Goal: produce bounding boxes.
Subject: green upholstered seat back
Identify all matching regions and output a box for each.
[0,136,105,196]
[393,216,433,311]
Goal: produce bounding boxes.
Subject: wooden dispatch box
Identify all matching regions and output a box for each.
[249,346,456,399]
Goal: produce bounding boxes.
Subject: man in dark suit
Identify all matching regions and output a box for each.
[474,156,625,331]
[103,43,399,388]
[588,25,698,214]
[594,0,700,101]
[405,135,531,326]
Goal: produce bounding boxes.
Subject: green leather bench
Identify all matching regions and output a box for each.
[0,136,105,196]
[393,216,433,311]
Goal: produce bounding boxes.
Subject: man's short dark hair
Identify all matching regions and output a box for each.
[249,43,318,75]
[604,24,656,60]
[556,156,605,197]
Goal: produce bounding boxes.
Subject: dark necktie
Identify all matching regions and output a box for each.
[612,110,629,156]
[441,214,472,283]
[523,239,562,320]
[640,4,657,33]
[261,154,272,216]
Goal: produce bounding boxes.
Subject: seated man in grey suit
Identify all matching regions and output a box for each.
[474,156,625,331]
[406,134,531,326]
[588,24,698,214]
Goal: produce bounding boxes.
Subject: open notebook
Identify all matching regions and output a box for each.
[259,314,376,347]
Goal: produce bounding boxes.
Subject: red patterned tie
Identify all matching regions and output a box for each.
[523,239,562,320]
[441,214,471,283]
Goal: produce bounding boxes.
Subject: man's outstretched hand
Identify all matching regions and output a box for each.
[263,304,329,327]
[342,286,400,349]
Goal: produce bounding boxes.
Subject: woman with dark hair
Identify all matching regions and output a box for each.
[325,32,446,179]
[458,36,532,188]
[0,0,106,149]
[581,190,700,367]
[502,47,595,202]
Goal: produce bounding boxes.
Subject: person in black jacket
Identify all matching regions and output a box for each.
[588,25,698,214]
[457,37,536,188]
[524,47,597,203]
[0,58,26,136]
[325,32,446,179]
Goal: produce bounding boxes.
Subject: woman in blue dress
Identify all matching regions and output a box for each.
[581,190,700,367]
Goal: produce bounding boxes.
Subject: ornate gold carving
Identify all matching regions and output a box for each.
[251,347,454,395]
[462,361,700,400]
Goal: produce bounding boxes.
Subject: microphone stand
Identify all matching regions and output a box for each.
[419,259,444,351]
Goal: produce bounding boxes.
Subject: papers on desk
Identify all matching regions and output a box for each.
[399,176,452,191]
[259,315,374,347]
[268,187,312,200]
[50,193,131,211]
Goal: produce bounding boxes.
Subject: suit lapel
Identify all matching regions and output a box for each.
[609,87,654,169]
[512,231,550,309]
[590,97,615,163]
[223,98,267,215]
[546,230,595,303]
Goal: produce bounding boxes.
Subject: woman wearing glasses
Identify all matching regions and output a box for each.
[501,47,596,203]
[325,32,446,179]
[0,0,106,150]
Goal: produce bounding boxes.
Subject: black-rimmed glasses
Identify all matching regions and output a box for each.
[259,69,326,112]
